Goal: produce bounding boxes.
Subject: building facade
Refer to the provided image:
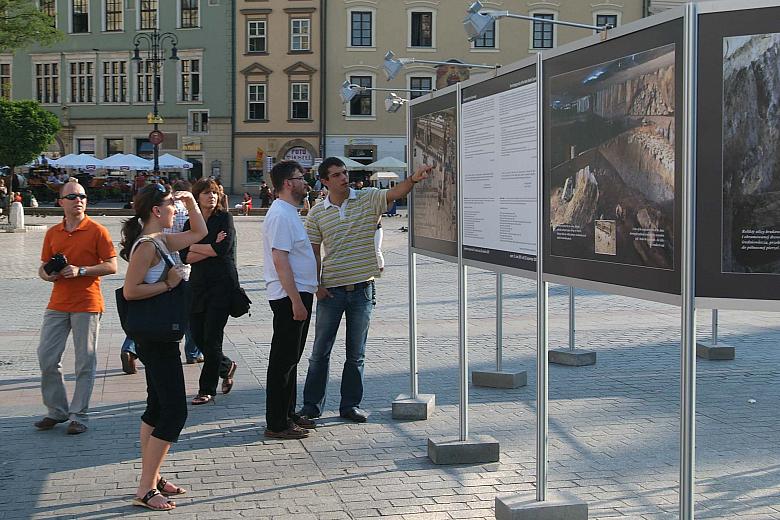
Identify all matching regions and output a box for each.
[2,0,233,189]
[233,0,322,191]
[325,0,646,177]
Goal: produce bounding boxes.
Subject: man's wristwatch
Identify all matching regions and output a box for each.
[78,267,87,277]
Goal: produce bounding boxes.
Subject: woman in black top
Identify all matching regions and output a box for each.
[181,178,238,405]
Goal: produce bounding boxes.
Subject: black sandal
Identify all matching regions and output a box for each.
[133,489,175,510]
[157,477,186,496]
[221,361,237,394]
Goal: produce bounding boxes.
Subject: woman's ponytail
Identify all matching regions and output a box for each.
[119,216,143,261]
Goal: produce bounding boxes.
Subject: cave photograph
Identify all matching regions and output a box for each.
[412,107,458,245]
[547,43,676,271]
[722,33,780,275]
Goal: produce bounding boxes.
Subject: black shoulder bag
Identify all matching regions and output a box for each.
[115,238,190,343]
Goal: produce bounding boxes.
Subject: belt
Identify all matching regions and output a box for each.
[331,280,373,292]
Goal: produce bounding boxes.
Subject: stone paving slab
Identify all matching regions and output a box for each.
[0,215,779,518]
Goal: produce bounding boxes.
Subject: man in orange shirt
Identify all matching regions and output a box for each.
[35,180,117,435]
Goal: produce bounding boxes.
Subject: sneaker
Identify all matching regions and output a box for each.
[264,427,309,440]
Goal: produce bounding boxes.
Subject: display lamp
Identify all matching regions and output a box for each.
[463,1,609,42]
[340,80,432,105]
[382,50,498,81]
[385,93,408,113]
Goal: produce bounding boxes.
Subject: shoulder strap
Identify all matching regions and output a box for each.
[130,236,176,268]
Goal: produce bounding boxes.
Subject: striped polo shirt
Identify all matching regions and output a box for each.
[306,188,388,288]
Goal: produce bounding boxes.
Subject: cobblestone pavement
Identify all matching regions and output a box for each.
[1,213,779,519]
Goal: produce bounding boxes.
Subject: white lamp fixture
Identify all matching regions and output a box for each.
[383,50,498,82]
[339,80,432,105]
[463,1,609,42]
[385,93,408,113]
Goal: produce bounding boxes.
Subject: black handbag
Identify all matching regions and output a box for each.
[229,285,252,318]
[116,238,190,343]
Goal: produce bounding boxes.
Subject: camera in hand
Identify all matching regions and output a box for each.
[43,253,68,275]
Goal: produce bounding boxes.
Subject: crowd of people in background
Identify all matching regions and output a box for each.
[29,157,429,510]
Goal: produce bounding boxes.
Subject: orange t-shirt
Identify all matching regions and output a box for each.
[41,215,117,313]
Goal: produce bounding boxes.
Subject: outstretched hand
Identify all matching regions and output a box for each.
[410,164,432,183]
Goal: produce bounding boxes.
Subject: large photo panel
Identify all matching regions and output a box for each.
[543,17,684,296]
[460,63,538,275]
[410,89,459,259]
[697,4,780,306]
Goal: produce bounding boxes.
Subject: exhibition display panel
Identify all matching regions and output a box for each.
[542,17,685,300]
[696,1,780,310]
[460,58,538,276]
[409,84,459,260]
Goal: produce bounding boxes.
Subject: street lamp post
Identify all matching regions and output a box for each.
[131,28,179,174]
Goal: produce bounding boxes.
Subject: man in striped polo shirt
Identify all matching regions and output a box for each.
[299,157,430,423]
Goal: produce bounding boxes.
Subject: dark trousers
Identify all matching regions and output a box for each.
[135,341,188,443]
[266,292,313,432]
[190,305,233,396]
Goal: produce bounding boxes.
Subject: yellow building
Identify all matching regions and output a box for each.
[233,0,322,191]
[325,0,647,180]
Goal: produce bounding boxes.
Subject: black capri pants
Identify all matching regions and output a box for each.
[135,341,188,443]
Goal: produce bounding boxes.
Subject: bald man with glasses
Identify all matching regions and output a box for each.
[34,180,117,435]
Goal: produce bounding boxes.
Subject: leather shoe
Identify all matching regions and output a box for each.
[290,414,316,429]
[66,421,88,435]
[120,351,137,375]
[34,417,67,430]
[340,408,368,423]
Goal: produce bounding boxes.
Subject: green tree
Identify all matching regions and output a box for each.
[0,99,60,209]
[0,0,62,53]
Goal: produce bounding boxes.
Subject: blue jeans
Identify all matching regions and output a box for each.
[121,325,201,360]
[301,281,375,416]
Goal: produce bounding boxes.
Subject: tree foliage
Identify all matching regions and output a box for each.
[0,99,60,170]
[0,0,62,53]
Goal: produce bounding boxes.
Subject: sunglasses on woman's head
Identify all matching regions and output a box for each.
[60,193,87,200]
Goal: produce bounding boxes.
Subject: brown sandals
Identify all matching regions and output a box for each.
[191,394,214,405]
[133,489,175,511]
[157,477,186,496]
[221,361,237,394]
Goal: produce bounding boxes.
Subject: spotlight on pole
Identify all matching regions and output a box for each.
[384,93,407,113]
[383,51,405,81]
[463,1,494,41]
[340,80,359,103]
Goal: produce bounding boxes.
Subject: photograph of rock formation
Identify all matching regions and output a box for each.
[412,108,458,245]
[595,220,617,256]
[548,43,676,270]
[722,33,780,274]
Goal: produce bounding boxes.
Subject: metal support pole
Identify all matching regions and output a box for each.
[456,83,469,442]
[711,309,718,346]
[496,272,503,372]
[568,286,575,351]
[409,252,419,399]
[680,4,698,519]
[535,51,547,502]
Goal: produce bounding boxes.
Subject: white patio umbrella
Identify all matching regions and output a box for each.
[369,171,400,181]
[47,153,76,168]
[364,156,407,172]
[157,153,193,170]
[51,153,104,170]
[314,156,366,169]
[102,153,153,171]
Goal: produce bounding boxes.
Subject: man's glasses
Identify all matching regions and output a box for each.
[60,193,87,201]
[288,176,306,182]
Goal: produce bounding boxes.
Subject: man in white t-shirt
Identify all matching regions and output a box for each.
[262,160,319,440]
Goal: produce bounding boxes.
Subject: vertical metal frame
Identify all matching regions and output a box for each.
[406,99,420,400]
[496,273,503,371]
[456,81,469,441]
[680,3,698,519]
[535,50,549,502]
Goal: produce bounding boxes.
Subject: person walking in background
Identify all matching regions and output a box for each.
[262,160,319,439]
[259,181,271,208]
[35,180,117,435]
[119,184,207,510]
[298,157,430,423]
[181,178,239,406]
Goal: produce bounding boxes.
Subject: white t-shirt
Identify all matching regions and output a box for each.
[263,199,318,300]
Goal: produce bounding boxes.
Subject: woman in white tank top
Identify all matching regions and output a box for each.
[118,184,207,511]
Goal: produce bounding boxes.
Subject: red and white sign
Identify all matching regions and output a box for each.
[284,146,313,167]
